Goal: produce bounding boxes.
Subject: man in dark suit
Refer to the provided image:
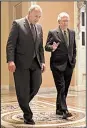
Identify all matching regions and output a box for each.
[6,5,45,124]
[45,12,76,119]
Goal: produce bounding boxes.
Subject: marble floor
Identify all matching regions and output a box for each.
[1,88,86,128]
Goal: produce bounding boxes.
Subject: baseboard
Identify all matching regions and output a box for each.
[69,85,86,91]
[1,85,86,93]
[1,85,15,91]
[38,87,56,94]
[1,85,9,90]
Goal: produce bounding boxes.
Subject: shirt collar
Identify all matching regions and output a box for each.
[26,15,31,26]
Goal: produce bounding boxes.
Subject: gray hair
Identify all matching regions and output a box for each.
[57,12,70,22]
[28,4,42,13]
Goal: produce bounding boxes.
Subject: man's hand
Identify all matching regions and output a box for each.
[8,61,16,72]
[41,63,46,73]
[52,42,60,52]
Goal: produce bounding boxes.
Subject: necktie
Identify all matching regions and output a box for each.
[64,30,69,47]
[30,23,36,41]
[30,23,36,58]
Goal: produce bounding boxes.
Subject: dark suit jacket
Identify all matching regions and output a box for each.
[45,27,76,71]
[6,17,45,69]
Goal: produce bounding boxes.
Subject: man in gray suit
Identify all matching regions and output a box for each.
[6,5,45,124]
[45,12,76,119]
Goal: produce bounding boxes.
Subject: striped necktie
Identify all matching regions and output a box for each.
[30,23,36,41]
[64,30,69,47]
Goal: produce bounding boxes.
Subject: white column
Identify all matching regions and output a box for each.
[76,3,86,91]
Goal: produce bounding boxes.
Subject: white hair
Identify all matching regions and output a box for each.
[28,4,42,13]
[57,12,70,22]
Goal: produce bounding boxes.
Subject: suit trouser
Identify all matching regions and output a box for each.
[51,62,73,111]
[13,57,42,120]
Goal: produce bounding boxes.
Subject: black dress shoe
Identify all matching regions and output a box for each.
[56,110,63,115]
[62,110,72,119]
[24,118,35,125]
[66,110,72,117]
[62,111,67,119]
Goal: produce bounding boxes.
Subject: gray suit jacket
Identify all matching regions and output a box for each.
[45,27,76,71]
[6,17,45,69]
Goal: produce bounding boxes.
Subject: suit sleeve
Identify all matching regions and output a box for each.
[72,31,77,65]
[39,27,45,63]
[45,31,54,52]
[6,21,18,62]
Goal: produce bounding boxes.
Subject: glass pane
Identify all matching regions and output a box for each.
[82,12,85,26]
[82,32,85,46]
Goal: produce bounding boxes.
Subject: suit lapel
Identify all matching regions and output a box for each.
[24,18,34,42]
[34,24,37,43]
[56,27,67,48]
[24,19,40,49]
[35,24,40,48]
[68,29,72,47]
[57,27,65,42]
